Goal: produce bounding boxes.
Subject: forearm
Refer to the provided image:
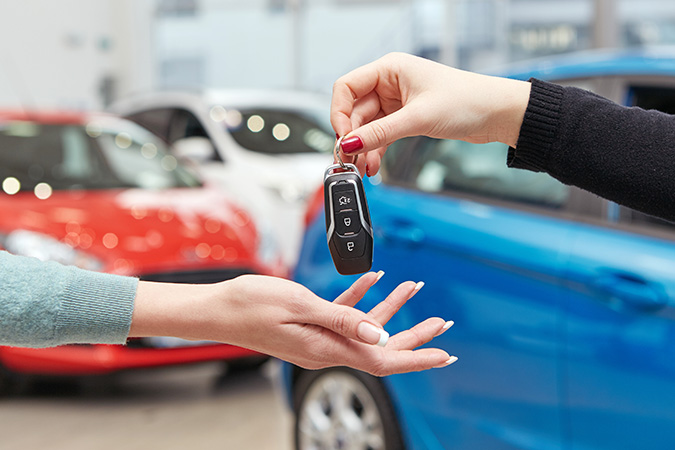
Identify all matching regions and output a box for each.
[510,79,675,221]
[0,251,137,347]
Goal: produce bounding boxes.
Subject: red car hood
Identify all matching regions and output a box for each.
[0,186,270,276]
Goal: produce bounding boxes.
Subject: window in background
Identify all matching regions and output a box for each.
[156,0,197,17]
[383,137,570,209]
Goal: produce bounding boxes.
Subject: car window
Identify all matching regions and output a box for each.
[0,118,200,192]
[224,108,333,155]
[628,85,675,115]
[169,108,209,142]
[93,118,201,189]
[382,137,570,209]
[126,108,174,140]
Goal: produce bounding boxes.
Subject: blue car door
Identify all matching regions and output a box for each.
[562,208,675,449]
[368,138,597,449]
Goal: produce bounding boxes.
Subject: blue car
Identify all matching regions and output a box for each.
[283,48,675,450]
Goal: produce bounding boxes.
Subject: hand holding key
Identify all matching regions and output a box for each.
[331,52,531,177]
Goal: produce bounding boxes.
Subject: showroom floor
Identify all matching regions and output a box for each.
[0,361,292,450]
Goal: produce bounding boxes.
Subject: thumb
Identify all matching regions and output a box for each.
[309,301,389,347]
[341,107,421,156]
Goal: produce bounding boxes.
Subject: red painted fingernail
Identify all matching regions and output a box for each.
[341,136,364,153]
[335,132,340,139]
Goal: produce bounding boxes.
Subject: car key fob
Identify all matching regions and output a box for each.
[324,163,373,275]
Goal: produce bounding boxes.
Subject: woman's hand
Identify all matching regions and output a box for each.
[331,52,531,176]
[130,272,456,377]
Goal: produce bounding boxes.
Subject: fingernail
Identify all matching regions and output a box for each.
[435,356,458,368]
[376,270,385,281]
[408,281,425,300]
[357,321,389,347]
[366,164,370,177]
[435,320,454,337]
[341,136,364,154]
[335,132,340,139]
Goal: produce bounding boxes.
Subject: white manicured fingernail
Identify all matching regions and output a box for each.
[414,281,425,291]
[357,322,389,347]
[376,270,385,281]
[435,320,454,337]
[376,329,389,347]
[435,356,458,368]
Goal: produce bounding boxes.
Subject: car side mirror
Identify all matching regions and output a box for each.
[172,137,214,163]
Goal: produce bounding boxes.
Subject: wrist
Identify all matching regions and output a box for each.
[129,281,226,341]
[489,77,532,148]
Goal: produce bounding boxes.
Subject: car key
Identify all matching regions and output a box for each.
[324,139,373,275]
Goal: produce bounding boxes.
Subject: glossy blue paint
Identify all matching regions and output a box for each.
[286,51,675,449]
[489,47,675,81]
[367,182,568,450]
[291,178,675,449]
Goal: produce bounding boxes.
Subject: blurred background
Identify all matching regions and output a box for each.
[2,0,675,110]
[3,1,675,450]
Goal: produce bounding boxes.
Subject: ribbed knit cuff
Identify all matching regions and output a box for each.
[507,78,564,172]
[55,269,138,345]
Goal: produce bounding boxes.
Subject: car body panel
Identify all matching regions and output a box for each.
[562,226,675,449]
[0,187,262,276]
[493,47,675,449]
[368,182,569,450]
[295,180,570,449]
[0,342,256,375]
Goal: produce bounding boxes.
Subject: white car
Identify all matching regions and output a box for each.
[110,89,335,265]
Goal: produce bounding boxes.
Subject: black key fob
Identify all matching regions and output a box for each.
[324,163,373,275]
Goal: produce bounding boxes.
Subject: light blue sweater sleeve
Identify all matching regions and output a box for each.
[0,251,138,348]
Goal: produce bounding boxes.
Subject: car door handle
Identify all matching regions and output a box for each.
[593,271,668,311]
[377,220,425,245]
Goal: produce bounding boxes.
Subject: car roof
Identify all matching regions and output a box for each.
[488,46,675,81]
[110,88,330,114]
[202,88,329,107]
[0,110,120,126]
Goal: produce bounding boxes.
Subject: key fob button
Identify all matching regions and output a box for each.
[335,230,366,259]
[332,189,357,212]
[335,210,361,235]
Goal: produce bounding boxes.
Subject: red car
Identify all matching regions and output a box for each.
[0,111,286,388]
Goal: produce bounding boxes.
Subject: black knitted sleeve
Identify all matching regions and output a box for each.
[508,78,675,222]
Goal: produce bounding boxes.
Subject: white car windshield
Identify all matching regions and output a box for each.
[220,108,334,155]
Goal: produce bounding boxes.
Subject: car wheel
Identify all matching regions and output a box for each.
[294,368,405,450]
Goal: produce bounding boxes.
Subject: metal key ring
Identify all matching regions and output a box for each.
[334,136,358,170]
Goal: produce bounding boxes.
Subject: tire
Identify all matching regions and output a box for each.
[293,368,405,450]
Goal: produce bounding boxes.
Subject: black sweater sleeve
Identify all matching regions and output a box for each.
[508,78,675,222]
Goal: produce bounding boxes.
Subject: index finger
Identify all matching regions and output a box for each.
[333,271,384,307]
[331,62,382,136]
